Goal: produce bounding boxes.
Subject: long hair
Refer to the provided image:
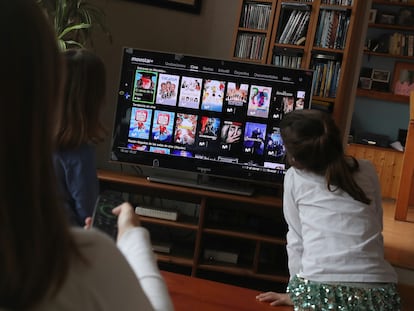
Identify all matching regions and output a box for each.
[280,109,370,204]
[0,0,80,309]
[56,48,107,150]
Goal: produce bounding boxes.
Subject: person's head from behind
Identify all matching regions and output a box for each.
[280,109,370,204]
[280,109,343,174]
[58,48,107,150]
[0,0,77,309]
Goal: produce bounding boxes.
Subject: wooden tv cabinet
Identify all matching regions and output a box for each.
[97,169,288,291]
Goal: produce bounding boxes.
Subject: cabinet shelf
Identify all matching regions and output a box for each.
[156,254,194,266]
[356,88,410,103]
[368,23,414,32]
[98,169,287,290]
[141,216,199,230]
[203,227,286,245]
[372,0,414,7]
[363,50,414,60]
[237,27,268,34]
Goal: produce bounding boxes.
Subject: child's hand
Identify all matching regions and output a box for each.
[84,217,92,230]
[112,202,141,240]
[256,292,293,306]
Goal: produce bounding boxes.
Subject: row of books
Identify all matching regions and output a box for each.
[321,0,353,5]
[311,59,341,98]
[240,2,272,30]
[234,33,266,60]
[388,32,414,57]
[314,9,350,49]
[277,9,310,45]
[272,54,303,69]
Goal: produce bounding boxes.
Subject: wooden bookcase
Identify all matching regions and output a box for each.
[356,0,414,104]
[395,91,414,221]
[97,169,289,291]
[232,0,371,138]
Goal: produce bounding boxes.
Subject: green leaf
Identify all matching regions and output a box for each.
[37,0,111,50]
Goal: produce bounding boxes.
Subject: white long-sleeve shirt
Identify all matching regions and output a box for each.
[283,159,398,283]
[34,227,174,311]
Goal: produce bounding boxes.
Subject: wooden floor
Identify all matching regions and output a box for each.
[382,199,414,270]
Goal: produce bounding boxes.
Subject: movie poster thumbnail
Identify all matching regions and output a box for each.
[172,149,193,157]
[264,161,285,170]
[155,73,179,106]
[199,116,220,140]
[225,82,249,107]
[132,70,158,104]
[174,113,197,145]
[178,76,202,109]
[126,143,149,151]
[283,95,295,113]
[295,91,306,110]
[151,110,175,142]
[149,146,170,154]
[220,120,242,145]
[201,79,225,112]
[265,127,285,158]
[247,85,271,118]
[128,107,152,140]
[243,122,267,155]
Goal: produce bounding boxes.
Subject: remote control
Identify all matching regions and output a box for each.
[91,193,124,239]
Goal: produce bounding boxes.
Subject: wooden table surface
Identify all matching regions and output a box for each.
[161,271,293,311]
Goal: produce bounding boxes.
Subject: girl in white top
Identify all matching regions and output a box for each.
[0,1,173,310]
[256,109,400,310]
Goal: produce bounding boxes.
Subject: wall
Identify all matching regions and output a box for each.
[90,0,239,170]
[352,98,409,143]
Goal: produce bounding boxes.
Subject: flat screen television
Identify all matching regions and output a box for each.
[110,47,314,195]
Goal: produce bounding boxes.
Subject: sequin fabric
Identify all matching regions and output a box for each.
[287,275,401,311]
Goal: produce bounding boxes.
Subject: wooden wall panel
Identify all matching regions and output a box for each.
[347,144,404,199]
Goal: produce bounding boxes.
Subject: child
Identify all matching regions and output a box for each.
[54,48,107,226]
[256,109,400,310]
[0,1,173,310]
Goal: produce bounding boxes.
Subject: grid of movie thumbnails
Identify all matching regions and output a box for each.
[124,69,308,172]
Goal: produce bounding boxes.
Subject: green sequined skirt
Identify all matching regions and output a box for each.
[287,275,401,311]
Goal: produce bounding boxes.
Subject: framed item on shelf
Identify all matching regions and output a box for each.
[371,69,390,83]
[392,62,414,96]
[133,0,202,13]
[360,77,372,90]
[378,12,396,25]
[368,9,377,23]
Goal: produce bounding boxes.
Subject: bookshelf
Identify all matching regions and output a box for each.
[232,0,371,139]
[356,0,414,103]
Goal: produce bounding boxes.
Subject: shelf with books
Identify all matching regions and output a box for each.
[310,53,342,98]
[232,0,370,138]
[232,0,278,63]
[274,3,311,47]
[314,6,352,50]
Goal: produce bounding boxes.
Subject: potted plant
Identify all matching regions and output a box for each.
[37,0,111,50]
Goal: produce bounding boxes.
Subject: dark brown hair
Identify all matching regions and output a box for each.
[56,48,107,150]
[0,0,80,309]
[280,109,370,204]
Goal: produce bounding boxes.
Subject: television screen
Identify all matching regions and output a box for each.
[110,47,314,195]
